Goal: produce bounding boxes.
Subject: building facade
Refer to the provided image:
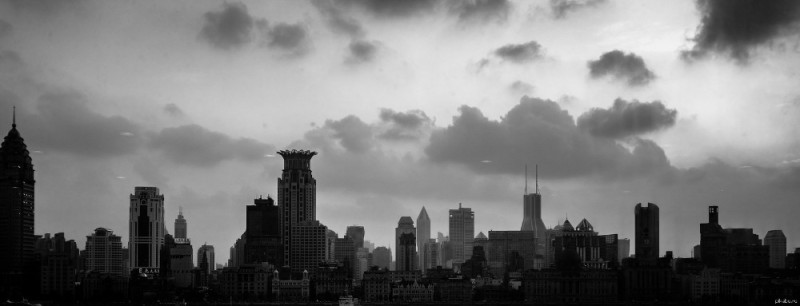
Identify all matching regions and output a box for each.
[85,227,124,276]
[416,207,431,272]
[289,220,327,277]
[277,150,317,268]
[449,203,474,265]
[244,195,282,266]
[764,230,786,269]
[396,216,417,271]
[129,187,165,270]
[197,244,215,274]
[634,202,659,263]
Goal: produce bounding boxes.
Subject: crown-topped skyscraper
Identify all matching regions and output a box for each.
[277,149,317,268]
[0,107,36,296]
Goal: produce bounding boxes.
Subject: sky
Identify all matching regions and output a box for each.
[1,0,799,264]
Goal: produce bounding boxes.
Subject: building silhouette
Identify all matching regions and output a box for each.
[449,203,474,265]
[277,150,317,268]
[634,203,659,263]
[372,246,392,270]
[244,195,282,266]
[486,230,536,276]
[169,210,193,287]
[396,216,417,271]
[174,207,187,239]
[129,187,165,270]
[764,230,786,269]
[346,225,365,249]
[0,109,35,297]
[36,232,79,298]
[699,206,769,273]
[618,238,630,259]
[334,235,355,276]
[289,220,327,277]
[198,244,215,275]
[416,207,430,273]
[520,165,548,267]
[85,227,124,276]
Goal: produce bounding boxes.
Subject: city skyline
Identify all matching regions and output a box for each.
[1,0,800,265]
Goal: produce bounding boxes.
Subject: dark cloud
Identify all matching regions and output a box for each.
[550,0,607,19]
[346,39,379,64]
[378,108,431,140]
[199,2,254,50]
[163,103,184,117]
[333,0,437,18]
[0,20,12,39]
[425,96,672,178]
[149,124,274,167]
[494,41,543,63]
[313,0,365,38]
[447,0,511,23]
[263,22,310,55]
[323,115,374,153]
[682,0,800,63]
[577,98,677,139]
[509,80,534,94]
[587,50,656,86]
[13,91,144,158]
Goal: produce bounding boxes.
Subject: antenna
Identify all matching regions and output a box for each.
[12,106,16,128]
[524,164,528,195]
[179,206,183,216]
[535,164,539,194]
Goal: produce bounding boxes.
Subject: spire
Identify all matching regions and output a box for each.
[179,206,183,217]
[535,164,539,194]
[524,164,528,195]
[12,105,16,128]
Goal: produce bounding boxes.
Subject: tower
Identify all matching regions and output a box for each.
[416,207,430,272]
[129,187,165,270]
[395,216,416,271]
[0,107,35,295]
[449,203,474,264]
[85,228,123,276]
[634,203,659,263]
[175,207,187,239]
[197,244,215,274]
[277,149,317,267]
[764,230,786,269]
[520,165,548,266]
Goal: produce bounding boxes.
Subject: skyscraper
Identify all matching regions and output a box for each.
[290,220,327,276]
[85,227,123,276]
[416,207,430,272]
[520,165,548,266]
[395,216,417,271]
[372,246,392,270]
[198,244,215,274]
[175,207,187,239]
[634,203,659,263]
[449,203,474,264]
[0,109,35,295]
[346,225,365,249]
[765,230,786,269]
[129,187,165,270]
[244,195,282,266]
[277,149,317,268]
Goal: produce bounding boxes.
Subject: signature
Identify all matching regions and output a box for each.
[776,299,798,304]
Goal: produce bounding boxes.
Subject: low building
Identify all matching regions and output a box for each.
[392,280,434,302]
[272,269,310,302]
[523,269,618,303]
[218,263,273,301]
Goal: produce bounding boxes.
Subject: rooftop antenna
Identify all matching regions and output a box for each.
[535,164,539,194]
[12,106,16,128]
[179,206,183,216]
[524,164,528,195]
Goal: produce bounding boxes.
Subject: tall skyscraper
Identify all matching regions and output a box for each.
[244,195,282,266]
[129,187,165,270]
[175,207,187,239]
[0,109,35,295]
[277,149,317,268]
[520,166,548,264]
[449,203,474,264]
[346,225,365,249]
[416,207,430,272]
[634,203,659,263]
[395,216,417,271]
[765,230,786,269]
[85,227,124,276]
[198,244,215,274]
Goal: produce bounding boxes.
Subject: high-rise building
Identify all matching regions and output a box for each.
[618,238,631,259]
[634,203,659,263]
[289,220,327,277]
[0,110,35,296]
[449,203,474,264]
[396,217,417,271]
[699,206,769,273]
[764,230,786,269]
[175,207,187,239]
[37,233,79,297]
[244,195,282,266]
[700,206,726,267]
[198,244,215,274]
[129,187,165,270]
[520,165,548,263]
[416,207,430,272]
[335,236,355,275]
[372,246,392,270]
[346,226,365,249]
[277,150,317,268]
[85,227,124,276]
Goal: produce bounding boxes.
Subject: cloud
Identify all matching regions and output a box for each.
[550,0,607,19]
[263,22,310,55]
[199,2,254,50]
[313,0,366,38]
[494,41,543,63]
[577,98,677,139]
[333,0,437,18]
[378,108,432,140]
[682,0,800,63]
[425,96,672,178]
[346,39,379,64]
[149,124,274,167]
[587,50,656,86]
[163,103,184,117]
[509,80,534,94]
[319,115,374,153]
[0,19,12,40]
[447,0,511,23]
